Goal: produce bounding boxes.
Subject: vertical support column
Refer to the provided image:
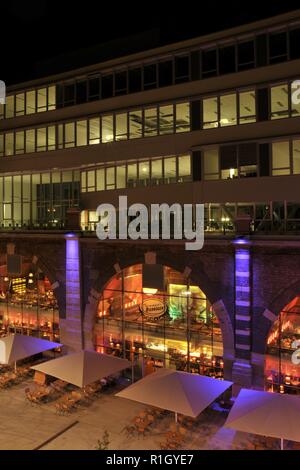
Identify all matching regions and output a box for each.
[232,240,252,388]
[61,234,83,352]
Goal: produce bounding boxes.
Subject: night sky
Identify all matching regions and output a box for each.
[1,1,299,85]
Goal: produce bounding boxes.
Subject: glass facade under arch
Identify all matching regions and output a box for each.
[265,296,300,394]
[94,264,224,378]
[0,259,59,341]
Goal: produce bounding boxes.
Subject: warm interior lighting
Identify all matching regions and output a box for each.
[142,287,158,295]
[229,168,235,178]
[4,277,9,282]
[28,272,34,278]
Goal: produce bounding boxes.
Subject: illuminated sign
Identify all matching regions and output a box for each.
[141,298,166,319]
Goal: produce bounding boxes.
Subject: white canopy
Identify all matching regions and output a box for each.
[116,368,233,417]
[0,334,62,365]
[31,350,131,388]
[225,388,300,443]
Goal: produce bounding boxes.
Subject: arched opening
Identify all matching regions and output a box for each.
[265,296,300,394]
[93,263,224,378]
[0,257,59,341]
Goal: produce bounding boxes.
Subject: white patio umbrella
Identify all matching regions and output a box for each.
[116,368,233,421]
[225,388,300,450]
[31,350,131,388]
[0,334,62,371]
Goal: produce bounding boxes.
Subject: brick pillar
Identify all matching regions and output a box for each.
[232,241,252,388]
[60,234,83,352]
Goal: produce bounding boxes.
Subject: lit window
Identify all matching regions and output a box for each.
[272,141,290,175]
[5,96,14,118]
[15,131,24,155]
[37,88,47,112]
[5,133,14,156]
[164,157,176,182]
[64,123,75,148]
[220,145,238,179]
[25,129,35,153]
[129,111,142,139]
[203,148,219,180]
[175,103,190,133]
[0,135,3,156]
[144,107,158,136]
[115,113,128,141]
[239,90,256,124]
[89,118,100,145]
[138,161,150,185]
[26,91,36,115]
[178,155,191,181]
[15,93,25,116]
[48,86,56,111]
[87,170,95,192]
[76,121,87,147]
[81,172,87,193]
[96,168,105,191]
[220,94,237,127]
[271,84,289,120]
[116,166,126,189]
[151,159,163,185]
[58,124,63,149]
[48,126,56,151]
[159,105,174,135]
[293,140,300,175]
[203,97,218,129]
[292,82,300,117]
[37,128,47,152]
[0,103,4,119]
[106,167,115,190]
[127,163,137,187]
[102,115,114,143]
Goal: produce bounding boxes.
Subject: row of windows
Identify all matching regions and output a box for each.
[203,139,300,180]
[0,102,190,156]
[81,155,191,192]
[2,25,300,119]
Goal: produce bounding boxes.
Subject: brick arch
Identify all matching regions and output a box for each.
[82,251,235,375]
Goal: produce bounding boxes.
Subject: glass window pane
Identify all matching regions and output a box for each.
[58,124,63,149]
[164,157,176,182]
[115,113,128,141]
[204,148,219,179]
[87,170,95,192]
[37,128,47,152]
[144,108,158,137]
[5,133,14,156]
[26,90,36,114]
[239,90,256,124]
[37,88,47,112]
[151,159,163,185]
[292,81,300,117]
[102,115,114,143]
[106,167,115,190]
[203,97,218,129]
[272,141,290,175]
[178,155,191,180]
[220,93,237,126]
[0,103,4,119]
[15,93,25,116]
[176,103,190,133]
[15,131,24,155]
[64,122,75,148]
[293,140,300,175]
[89,118,100,144]
[81,172,87,192]
[271,84,289,120]
[159,105,174,135]
[116,166,126,189]
[5,95,14,118]
[48,86,56,110]
[129,111,142,139]
[48,126,56,150]
[138,161,150,184]
[76,120,87,146]
[26,129,35,153]
[127,163,137,187]
[96,168,105,191]
[0,134,3,156]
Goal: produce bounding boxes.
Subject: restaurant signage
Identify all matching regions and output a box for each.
[141,298,166,319]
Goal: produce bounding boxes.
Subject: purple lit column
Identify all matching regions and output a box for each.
[61,234,83,351]
[232,240,252,388]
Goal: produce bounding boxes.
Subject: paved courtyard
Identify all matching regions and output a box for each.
[0,378,296,451]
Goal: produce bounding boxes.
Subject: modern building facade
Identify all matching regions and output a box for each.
[1,10,300,392]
